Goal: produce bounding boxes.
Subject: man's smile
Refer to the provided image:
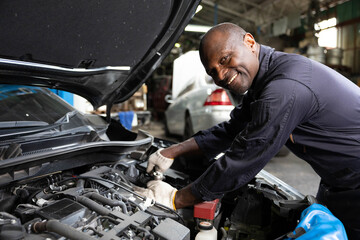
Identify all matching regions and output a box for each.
[227,72,238,86]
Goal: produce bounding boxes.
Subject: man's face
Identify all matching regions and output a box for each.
[200,32,259,94]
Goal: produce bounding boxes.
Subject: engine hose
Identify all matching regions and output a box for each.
[34,189,54,200]
[109,189,124,201]
[32,220,91,240]
[76,196,112,216]
[145,207,181,219]
[220,227,228,240]
[0,212,20,222]
[84,192,128,214]
[135,225,154,239]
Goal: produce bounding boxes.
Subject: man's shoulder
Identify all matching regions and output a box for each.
[267,51,312,82]
[271,50,309,67]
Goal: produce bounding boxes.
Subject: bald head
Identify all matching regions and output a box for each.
[199,23,247,57]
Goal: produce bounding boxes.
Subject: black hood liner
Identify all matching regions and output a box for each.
[0,0,172,69]
[0,0,200,108]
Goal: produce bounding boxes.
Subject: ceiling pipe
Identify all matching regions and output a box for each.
[214,2,218,25]
[201,0,255,23]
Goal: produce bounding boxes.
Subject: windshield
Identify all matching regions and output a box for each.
[0,85,73,123]
[0,84,109,142]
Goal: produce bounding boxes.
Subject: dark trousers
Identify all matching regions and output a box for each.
[317,182,360,240]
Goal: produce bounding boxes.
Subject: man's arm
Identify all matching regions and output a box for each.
[146,137,204,173]
[148,92,252,174]
[140,96,254,208]
[160,137,203,159]
[174,184,202,209]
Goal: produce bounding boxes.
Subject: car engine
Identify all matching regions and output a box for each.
[0,133,313,240]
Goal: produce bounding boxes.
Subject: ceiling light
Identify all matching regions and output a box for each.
[195,5,203,14]
[175,43,181,48]
[185,24,212,33]
[314,17,337,31]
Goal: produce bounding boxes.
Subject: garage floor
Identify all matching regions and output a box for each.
[135,120,321,197]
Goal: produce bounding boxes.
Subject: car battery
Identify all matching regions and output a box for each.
[194,199,220,222]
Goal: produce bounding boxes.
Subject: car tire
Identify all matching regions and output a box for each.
[183,115,194,140]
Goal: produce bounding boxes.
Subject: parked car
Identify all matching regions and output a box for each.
[165,80,234,139]
[0,1,330,240]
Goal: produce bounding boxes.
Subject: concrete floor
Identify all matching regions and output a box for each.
[136,120,321,196]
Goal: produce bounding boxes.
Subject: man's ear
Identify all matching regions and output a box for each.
[243,33,256,52]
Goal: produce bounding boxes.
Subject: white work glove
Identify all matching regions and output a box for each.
[134,180,178,210]
[146,149,174,173]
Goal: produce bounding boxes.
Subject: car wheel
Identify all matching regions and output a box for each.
[183,115,194,140]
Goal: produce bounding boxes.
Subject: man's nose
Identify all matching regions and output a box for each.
[214,67,227,85]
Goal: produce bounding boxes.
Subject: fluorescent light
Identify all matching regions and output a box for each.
[314,17,337,30]
[185,24,212,33]
[195,5,203,14]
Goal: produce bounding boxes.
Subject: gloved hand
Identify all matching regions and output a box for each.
[134,180,177,210]
[146,149,174,173]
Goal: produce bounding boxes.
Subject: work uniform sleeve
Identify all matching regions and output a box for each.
[191,80,319,200]
[193,94,252,160]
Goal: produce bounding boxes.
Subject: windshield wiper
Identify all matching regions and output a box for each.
[0,111,78,139]
[54,110,77,124]
[0,121,48,129]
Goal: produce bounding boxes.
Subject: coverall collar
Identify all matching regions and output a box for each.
[249,44,275,98]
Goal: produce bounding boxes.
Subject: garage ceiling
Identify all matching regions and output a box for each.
[176,0,349,51]
[190,0,348,30]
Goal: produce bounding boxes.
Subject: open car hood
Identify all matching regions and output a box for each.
[0,0,200,109]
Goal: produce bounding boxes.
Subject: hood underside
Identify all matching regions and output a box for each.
[0,0,200,108]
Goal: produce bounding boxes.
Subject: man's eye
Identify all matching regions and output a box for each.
[220,56,228,65]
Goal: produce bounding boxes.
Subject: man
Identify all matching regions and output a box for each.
[136,23,360,238]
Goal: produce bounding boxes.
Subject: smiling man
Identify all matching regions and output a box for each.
[199,23,259,94]
[136,23,360,238]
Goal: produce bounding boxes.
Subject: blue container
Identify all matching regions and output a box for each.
[286,203,348,239]
[118,111,134,130]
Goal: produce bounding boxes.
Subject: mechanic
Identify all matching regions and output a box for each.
[136,23,360,238]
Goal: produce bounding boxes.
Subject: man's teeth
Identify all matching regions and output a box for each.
[228,73,237,85]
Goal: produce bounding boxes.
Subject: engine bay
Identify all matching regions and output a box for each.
[0,136,314,240]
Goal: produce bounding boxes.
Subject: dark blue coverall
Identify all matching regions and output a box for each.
[191,45,360,238]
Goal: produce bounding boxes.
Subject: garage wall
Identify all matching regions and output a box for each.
[334,0,360,74]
